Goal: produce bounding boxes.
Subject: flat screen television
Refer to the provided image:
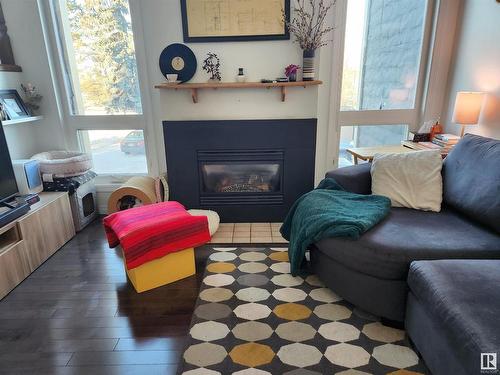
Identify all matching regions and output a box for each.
[0,120,19,204]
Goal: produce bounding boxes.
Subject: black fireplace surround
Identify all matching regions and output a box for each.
[163,119,316,222]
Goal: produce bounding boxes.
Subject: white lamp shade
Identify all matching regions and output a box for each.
[452,91,485,124]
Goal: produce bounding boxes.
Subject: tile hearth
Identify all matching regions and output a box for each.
[209,223,288,244]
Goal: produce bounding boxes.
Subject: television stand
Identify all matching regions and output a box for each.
[0,192,75,299]
[0,199,30,228]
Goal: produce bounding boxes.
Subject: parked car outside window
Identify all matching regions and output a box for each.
[120,131,145,155]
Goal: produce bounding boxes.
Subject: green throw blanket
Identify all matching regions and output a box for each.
[280,178,391,276]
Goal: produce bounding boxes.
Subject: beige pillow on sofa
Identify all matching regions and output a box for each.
[371,150,443,212]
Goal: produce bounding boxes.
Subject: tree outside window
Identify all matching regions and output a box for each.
[63,0,142,115]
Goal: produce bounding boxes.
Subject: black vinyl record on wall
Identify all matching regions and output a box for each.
[159,43,197,83]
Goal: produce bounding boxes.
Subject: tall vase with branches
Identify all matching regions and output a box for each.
[284,0,335,80]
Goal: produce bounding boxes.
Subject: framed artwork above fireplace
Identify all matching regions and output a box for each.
[180,0,291,43]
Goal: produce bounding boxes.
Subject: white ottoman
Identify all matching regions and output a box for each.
[188,209,220,236]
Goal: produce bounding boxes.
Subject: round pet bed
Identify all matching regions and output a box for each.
[32,151,93,178]
[188,209,220,236]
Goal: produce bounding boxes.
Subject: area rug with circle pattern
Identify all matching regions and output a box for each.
[179,247,429,375]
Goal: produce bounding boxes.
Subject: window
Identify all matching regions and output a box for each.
[339,125,409,167]
[340,0,427,111]
[50,0,151,177]
[78,130,147,175]
[56,0,142,115]
[335,0,432,166]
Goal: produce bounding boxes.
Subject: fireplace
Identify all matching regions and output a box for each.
[201,162,281,194]
[198,149,284,206]
[163,119,316,222]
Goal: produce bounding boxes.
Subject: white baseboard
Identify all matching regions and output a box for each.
[96,183,122,215]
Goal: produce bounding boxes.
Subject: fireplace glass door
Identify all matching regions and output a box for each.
[200,163,282,194]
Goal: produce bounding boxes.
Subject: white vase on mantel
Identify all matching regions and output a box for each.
[236,68,246,83]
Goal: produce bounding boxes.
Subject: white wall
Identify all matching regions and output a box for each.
[3,0,472,188]
[1,0,66,159]
[0,0,335,214]
[0,71,38,158]
[442,0,500,139]
[2,0,333,184]
[136,0,332,183]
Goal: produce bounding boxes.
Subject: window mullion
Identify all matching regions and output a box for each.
[338,109,417,127]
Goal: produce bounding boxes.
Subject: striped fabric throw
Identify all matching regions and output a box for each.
[103,201,210,270]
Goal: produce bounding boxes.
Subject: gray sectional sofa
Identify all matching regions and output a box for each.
[406,259,500,375]
[311,134,500,322]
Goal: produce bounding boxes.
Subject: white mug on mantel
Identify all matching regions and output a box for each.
[166,74,178,83]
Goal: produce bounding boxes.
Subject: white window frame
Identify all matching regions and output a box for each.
[42,0,159,182]
[326,0,440,168]
[338,0,435,126]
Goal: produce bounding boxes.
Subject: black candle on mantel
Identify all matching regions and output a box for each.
[236,68,246,83]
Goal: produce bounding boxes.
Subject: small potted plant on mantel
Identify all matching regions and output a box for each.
[285,64,300,82]
[284,0,335,81]
[202,52,221,83]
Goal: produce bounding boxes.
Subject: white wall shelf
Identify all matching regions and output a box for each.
[2,115,43,126]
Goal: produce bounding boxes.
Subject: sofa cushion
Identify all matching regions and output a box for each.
[408,260,500,374]
[371,150,443,212]
[443,134,500,233]
[314,207,500,280]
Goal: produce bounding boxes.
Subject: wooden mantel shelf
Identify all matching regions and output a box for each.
[154,80,323,103]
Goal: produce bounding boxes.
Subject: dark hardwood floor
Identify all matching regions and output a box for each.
[0,218,212,374]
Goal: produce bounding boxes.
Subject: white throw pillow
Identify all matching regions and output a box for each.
[371,150,443,212]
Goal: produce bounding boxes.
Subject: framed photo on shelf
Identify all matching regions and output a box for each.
[180,0,290,42]
[0,89,30,120]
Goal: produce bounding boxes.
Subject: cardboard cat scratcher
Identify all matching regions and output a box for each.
[107,176,157,214]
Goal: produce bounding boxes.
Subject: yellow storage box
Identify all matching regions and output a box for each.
[124,247,196,293]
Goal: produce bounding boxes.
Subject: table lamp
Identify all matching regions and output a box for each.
[452,91,485,137]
